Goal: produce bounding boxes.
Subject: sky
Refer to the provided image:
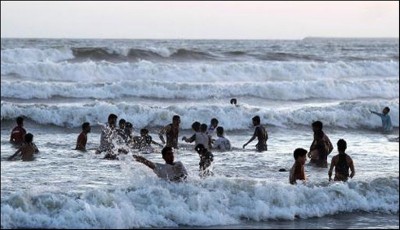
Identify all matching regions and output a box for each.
[1,1,399,39]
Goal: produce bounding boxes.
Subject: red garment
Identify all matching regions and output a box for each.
[10,125,26,144]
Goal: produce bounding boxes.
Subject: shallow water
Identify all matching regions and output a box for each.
[1,38,398,229]
[1,124,398,229]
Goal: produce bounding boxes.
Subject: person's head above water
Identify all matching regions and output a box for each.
[230,98,237,105]
[210,118,219,127]
[161,146,174,164]
[108,114,118,127]
[82,122,91,133]
[383,107,390,115]
[337,139,347,152]
[216,126,224,137]
[312,120,323,132]
[119,119,126,128]
[252,116,260,126]
[16,116,24,126]
[172,115,181,125]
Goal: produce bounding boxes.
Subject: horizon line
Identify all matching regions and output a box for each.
[1,36,399,40]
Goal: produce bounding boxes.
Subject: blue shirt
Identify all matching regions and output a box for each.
[372,111,393,133]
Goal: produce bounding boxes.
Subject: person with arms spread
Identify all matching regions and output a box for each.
[133,146,188,182]
[370,107,393,133]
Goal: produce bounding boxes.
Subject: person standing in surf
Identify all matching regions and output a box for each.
[289,148,307,185]
[243,115,268,152]
[328,139,355,182]
[182,121,201,146]
[10,116,27,146]
[308,121,333,168]
[370,107,393,133]
[195,144,214,178]
[159,115,181,149]
[213,126,231,151]
[96,113,118,155]
[207,118,219,139]
[75,122,91,151]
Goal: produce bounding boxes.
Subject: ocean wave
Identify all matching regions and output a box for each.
[2,44,398,64]
[1,47,219,63]
[1,47,74,63]
[255,52,326,62]
[1,99,398,129]
[1,79,398,100]
[1,60,398,83]
[1,176,398,228]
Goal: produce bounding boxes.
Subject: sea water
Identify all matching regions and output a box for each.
[1,38,399,229]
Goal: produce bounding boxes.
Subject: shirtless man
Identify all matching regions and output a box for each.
[328,139,355,182]
[133,146,188,182]
[159,115,180,149]
[10,116,27,146]
[308,121,333,168]
[243,116,268,152]
[75,122,91,151]
[8,133,37,161]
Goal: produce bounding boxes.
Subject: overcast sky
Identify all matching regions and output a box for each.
[1,1,398,39]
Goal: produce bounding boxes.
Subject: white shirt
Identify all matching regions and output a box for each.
[207,125,218,138]
[153,161,188,182]
[213,136,231,151]
[196,132,210,149]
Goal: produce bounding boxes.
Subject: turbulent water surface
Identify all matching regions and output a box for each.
[1,38,399,229]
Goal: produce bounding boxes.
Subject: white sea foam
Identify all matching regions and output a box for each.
[1,60,398,83]
[1,38,398,229]
[1,47,74,63]
[1,99,398,129]
[1,176,398,229]
[1,78,398,100]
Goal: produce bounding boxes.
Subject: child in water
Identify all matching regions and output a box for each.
[195,144,214,178]
[289,148,307,185]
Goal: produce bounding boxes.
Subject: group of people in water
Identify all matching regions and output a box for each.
[8,103,393,185]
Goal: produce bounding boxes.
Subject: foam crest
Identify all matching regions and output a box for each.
[1,99,398,129]
[1,60,398,83]
[1,176,398,228]
[1,47,74,63]
[1,78,398,100]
